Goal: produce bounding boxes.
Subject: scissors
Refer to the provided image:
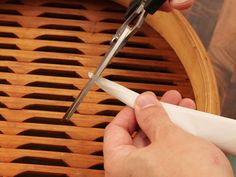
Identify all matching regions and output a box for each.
[63,0,167,120]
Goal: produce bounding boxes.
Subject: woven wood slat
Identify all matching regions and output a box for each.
[0,134,103,154]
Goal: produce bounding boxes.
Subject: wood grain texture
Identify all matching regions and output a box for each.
[183,0,224,48]
[208,0,236,118]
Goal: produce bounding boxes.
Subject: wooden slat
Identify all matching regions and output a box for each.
[0,84,113,102]
[0,14,120,33]
[0,108,113,127]
[0,96,122,115]
[20,0,126,11]
[0,37,177,58]
[0,3,124,21]
[0,134,103,154]
[0,61,188,82]
[0,14,157,36]
[0,72,194,98]
[0,84,193,102]
[0,27,169,48]
[0,148,103,169]
[0,48,184,72]
[0,162,104,177]
[0,72,171,89]
[0,121,104,141]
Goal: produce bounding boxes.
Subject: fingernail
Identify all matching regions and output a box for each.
[136,92,157,109]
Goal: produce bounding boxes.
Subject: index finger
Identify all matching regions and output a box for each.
[103,106,137,156]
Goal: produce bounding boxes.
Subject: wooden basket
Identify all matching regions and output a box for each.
[0,0,219,176]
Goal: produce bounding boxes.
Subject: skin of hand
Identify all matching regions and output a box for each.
[103,91,234,177]
[161,0,195,11]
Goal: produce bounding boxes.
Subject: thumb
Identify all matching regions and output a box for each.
[134,92,174,142]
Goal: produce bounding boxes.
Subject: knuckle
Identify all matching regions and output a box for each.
[207,145,230,166]
[104,123,113,134]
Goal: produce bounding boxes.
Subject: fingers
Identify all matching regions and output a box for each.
[170,0,194,10]
[133,130,150,148]
[103,106,137,155]
[179,98,196,109]
[134,92,173,142]
[104,90,196,153]
[161,90,196,109]
[133,90,188,147]
[160,0,194,11]
[160,1,172,11]
[160,90,182,104]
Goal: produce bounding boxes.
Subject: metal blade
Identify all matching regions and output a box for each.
[63,28,131,120]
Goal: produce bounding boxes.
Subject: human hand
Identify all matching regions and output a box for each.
[103,91,234,177]
[161,0,194,11]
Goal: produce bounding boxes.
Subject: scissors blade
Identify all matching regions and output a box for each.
[63,27,131,120]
